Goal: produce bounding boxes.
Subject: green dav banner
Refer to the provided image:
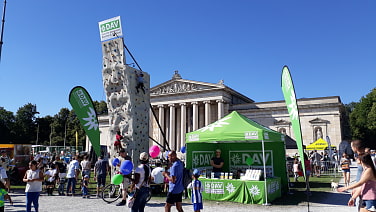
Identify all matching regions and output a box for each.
[69,86,101,157]
[281,66,306,176]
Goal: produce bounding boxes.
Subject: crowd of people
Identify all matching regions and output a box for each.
[0,148,204,212]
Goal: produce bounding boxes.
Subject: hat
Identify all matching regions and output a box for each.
[84,175,89,178]
[216,149,221,153]
[139,152,149,161]
[193,169,200,176]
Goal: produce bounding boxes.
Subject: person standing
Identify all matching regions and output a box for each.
[80,156,91,181]
[81,175,90,198]
[293,158,301,182]
[303,153,312,194]
[130,152,151,212]
[66,156,80,196]
[23,160,43,212]
[115,149,132,206]
[340,153,351,187]
[0,150,11,192]
[310,150,322,177]
[93,156,108,198]
[338,153,376,212]
[188,169,203,212]
[44,163,57,196]
[351,139,367,211]
[210,149,224,179]
[54,156,67,196]
[163,150,184,212]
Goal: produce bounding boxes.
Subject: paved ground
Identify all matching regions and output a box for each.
[4,166,358,212]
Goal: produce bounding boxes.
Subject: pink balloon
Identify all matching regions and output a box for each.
[149,145,160,158]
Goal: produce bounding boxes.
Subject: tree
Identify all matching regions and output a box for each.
[350,88,376,148]
[0,107,15,143]
[94,100,108,115]
[13,103,39,144]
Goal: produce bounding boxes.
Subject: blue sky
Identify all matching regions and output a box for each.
[1,1,375,117]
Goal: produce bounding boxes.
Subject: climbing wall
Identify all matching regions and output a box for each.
[101,37,150,167]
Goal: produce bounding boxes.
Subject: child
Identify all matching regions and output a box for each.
[293,158,301,182]
[81,175,89,198]
[0,180,12,212]
[188,169,203,212]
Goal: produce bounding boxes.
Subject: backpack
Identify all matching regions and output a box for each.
[183,168,192,188]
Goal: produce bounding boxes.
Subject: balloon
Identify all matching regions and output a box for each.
[181,146,186,153]
[246,157,253,166]
[149,145,160,158]
[111,174,123,185]
[112,158,120,167]
[120,160,133,175]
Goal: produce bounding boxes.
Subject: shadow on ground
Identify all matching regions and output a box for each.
[273,182,350,206]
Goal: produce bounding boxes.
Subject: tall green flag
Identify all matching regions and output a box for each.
[69,86,101,157]
[281,66,306,177]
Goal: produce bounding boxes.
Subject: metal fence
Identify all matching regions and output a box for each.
[287,160,341,177]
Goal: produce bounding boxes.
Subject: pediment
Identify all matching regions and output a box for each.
[151,79,225,95]
[274,119,291,125]
[309,117,330,124]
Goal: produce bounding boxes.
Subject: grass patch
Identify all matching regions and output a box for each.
[288,174,342,192]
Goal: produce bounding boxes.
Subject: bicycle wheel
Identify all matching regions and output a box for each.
[102,184,121,203]
[146,189,152,202]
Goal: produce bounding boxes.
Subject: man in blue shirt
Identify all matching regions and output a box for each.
[163,150,184,212]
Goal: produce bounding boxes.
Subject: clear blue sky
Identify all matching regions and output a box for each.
[1,1,375,117]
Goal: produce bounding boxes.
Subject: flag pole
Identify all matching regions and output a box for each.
[0,0,7,62]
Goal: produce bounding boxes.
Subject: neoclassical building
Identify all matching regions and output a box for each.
[149,71,344,154]
[94,71,344,155]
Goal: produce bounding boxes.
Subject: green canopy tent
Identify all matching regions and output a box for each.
[185,111,288,204]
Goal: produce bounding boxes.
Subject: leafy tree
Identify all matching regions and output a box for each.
[13,103,39,144]
[94,100,108,115]
[350,88,376,148]
[0,107,15,143]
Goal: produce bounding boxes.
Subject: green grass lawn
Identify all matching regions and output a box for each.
[288,174,342,192]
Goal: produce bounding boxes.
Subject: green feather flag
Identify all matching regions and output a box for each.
[69,86,101,157]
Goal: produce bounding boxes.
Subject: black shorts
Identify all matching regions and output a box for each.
[166,192,183,204]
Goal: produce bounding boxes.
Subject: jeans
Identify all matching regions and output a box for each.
[26,192,40,212]
[66,178,77,194]
[131,187,150,212]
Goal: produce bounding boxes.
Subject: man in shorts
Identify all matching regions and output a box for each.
[163,150,184,212]
[94,156,108,198]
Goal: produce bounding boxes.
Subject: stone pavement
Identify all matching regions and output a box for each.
[4,166,358,212]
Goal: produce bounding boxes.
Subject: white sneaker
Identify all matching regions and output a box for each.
[367,206,376,212]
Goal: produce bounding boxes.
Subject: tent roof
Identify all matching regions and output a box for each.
[186,111,284,143]
[306,138,336,150]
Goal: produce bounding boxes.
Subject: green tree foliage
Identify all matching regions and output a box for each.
[13,103,39,144]
[0,107,15,143]
[350,88,376,148]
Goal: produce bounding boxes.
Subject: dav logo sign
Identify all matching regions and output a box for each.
[192,151,214,168]
[204,181,224,194]
[229,150,273,166]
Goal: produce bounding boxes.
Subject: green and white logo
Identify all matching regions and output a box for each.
[98,16,123,42]
[192,151,214,169]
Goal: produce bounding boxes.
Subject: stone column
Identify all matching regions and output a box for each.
[180,103,187,150]
[169,104,176,150]
[158,105,165,146]
[204,100,211,126]
[192,101,199,131]
[217,99,224,120]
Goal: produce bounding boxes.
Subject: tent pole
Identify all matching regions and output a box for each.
[262,140,271,206]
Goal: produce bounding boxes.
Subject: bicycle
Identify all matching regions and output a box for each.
[101,183,152,204]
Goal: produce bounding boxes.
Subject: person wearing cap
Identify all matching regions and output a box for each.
[81,175,90,198]
[129,152,151,211]
[115,149,132,206]
[210,149,224,178]
[163,150,184,212]
[188,169,203,212]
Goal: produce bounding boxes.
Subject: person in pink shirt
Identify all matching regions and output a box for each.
[338,153,376,212]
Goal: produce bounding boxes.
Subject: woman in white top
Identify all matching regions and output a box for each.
[23,160,44,212]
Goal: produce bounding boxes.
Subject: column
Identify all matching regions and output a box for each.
[158,105,165,146]
[192,101,199,131]
[180,103,187,150]
[169,104,176,151]
[217,99,224,120]
[204,100,211,126]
